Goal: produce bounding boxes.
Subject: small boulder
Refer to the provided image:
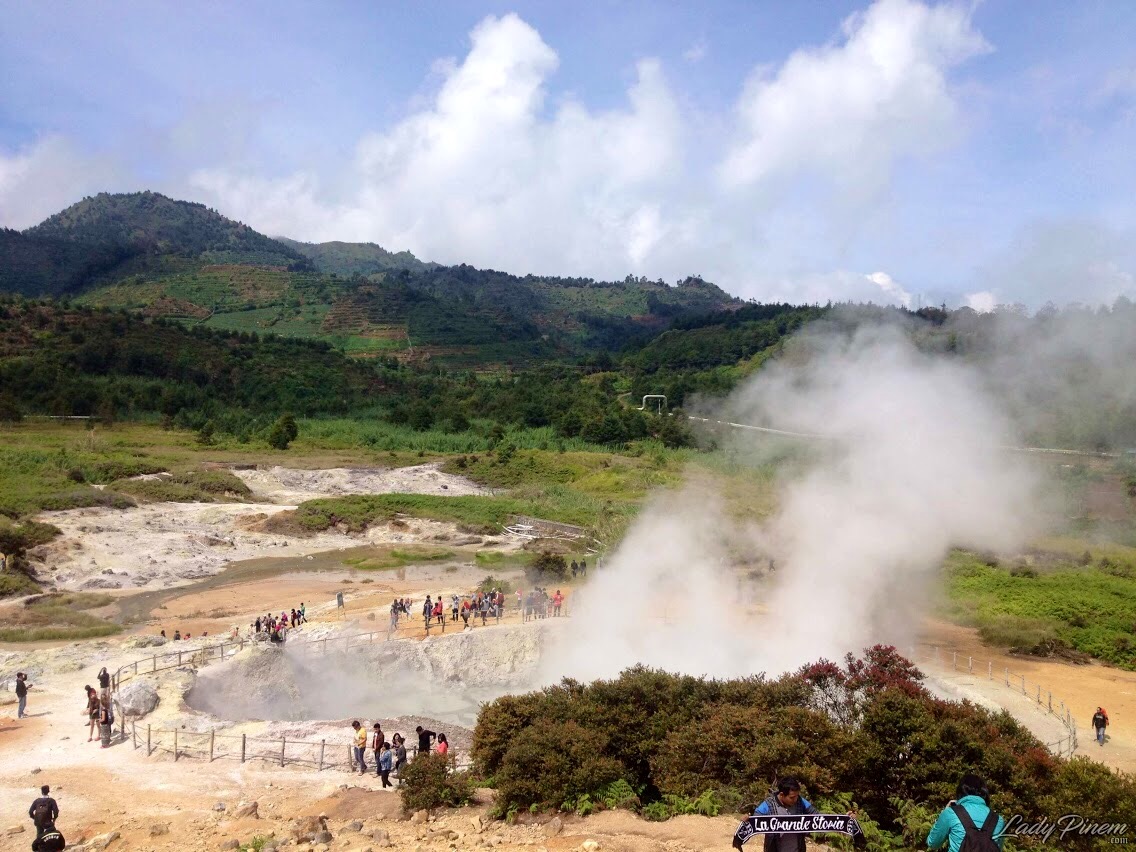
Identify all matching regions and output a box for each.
[371,829,390,846]
[149,824,170,837]
[88,831,121,849]
[312,830,333,845]
[214,802,228,812]
[345,820,363,833]
[117,680,160,718]
[410,811,428,825]
[233,801,259,819]
[470,816,483,833]
[220,841,240,851]
[544,817,562,837]
[5,825,25,836]
[580,842,601,852]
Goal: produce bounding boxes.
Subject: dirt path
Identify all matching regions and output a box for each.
[919,620,1136,773]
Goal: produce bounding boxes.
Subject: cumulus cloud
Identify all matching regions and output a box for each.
[0,136,126,228]
[867,271,913,307]
[975,219,1136,307]
[718,0,989,198]
[185,2,987,290]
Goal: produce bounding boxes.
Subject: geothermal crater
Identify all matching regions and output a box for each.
[186,622,557,728]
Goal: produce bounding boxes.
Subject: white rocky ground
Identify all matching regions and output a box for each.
[23,464,510,592]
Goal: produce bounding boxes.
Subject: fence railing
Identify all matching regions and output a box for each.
[112,600,571,690]
[917,644,1078,757]
[113,638,249,692]
[127,721,469,772]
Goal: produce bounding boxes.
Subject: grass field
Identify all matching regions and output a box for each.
[0,593,122,642]
[940,548,1136,669]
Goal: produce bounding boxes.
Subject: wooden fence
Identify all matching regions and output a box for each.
[917,644,1079,756]
[128,721,469,772]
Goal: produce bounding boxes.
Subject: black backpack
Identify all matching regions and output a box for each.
[32,801,53,828]
[951,803,1000,852]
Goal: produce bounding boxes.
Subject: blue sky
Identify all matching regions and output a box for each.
[2,0,1135,309]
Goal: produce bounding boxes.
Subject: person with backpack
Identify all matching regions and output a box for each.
[927,773,1005,852]
[97,698,114,748]
[750,776,819,852]
[29,784,61,850]
[1092,707,1109,746]
[84,687,100,742]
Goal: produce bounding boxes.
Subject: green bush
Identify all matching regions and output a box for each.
[495,720,624,811]
[399,753,475,813]
[525,551,568,584]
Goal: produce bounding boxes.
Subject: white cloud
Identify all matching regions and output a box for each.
[683,38,708,63]
[190,13,684,277]
[866,270,913,308]
[965,290,996,312]
[976,220,1136,307]
[718,0,989,198]
[0,136,126,228]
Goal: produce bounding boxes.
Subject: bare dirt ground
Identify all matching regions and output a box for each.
[24,464,507,593]
[920,619,1136,774]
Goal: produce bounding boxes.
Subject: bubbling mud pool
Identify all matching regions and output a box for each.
[185,622,557,728]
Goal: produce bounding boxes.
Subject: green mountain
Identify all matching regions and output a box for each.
[275,237,437,276]
[0,192,741,365]
[1,191,310,298]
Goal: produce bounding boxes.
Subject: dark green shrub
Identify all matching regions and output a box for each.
[525,551,568,583]
[495,720,624,811]
[399,753,474,813]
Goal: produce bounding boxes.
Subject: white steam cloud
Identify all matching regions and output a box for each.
[542,322,1041,681]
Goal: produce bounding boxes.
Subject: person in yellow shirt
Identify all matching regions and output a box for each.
[351,721,367,775]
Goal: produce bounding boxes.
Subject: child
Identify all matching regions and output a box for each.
[378,741,393,788]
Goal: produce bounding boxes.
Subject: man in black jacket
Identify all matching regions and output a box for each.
[415,725,436,757]
[29,785,60,845]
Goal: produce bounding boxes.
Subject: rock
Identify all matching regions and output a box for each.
[580,842,601,852]
[312,831,333,844]
[89,831,121,849]
[117,679,160,717]
[410,811,428,825]
[292,816,326,841]
[233,801,259,819]
[470,816,483,833]
[150,824,170,837]
[345,820,363,832]
[371,830,389,844]
[31,768,41,775]
[214,802,228,812]
[5,825,25,836]
[221,841,240,850]
[128,634,168,648]
[544,818,562,837]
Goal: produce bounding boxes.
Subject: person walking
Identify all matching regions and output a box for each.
[351,721,367,775]
[1092,707,1109,746]
[436,733,449,756]
[553,589,563,616]
[29,784,60,850]
[451,595,459,624]
[15,672,32,718]
[97,667,111,703]
[85,686,100,741]
[927,773,1005,852]
[378,741,393,788]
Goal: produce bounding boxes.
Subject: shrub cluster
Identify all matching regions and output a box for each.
[471,647,1136,849]
[399,753,475,813]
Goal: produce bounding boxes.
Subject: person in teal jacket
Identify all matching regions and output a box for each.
[927,773,1006,851]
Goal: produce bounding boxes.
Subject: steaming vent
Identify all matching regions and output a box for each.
[185,622,558,728]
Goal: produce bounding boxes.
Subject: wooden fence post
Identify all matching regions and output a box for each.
[132,721,137,749]
[174,729,178,761]
[241,734,246,763]
[152,655,157,672]
[987,661,992,680]
[147,725,151,756]
[319,740,325,771]
[967,656,973,674]
[210,730,215,762]
[281,736,286,767]
[177,651,182,666]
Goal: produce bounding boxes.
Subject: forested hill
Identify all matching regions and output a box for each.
[275,237,437,276]
[1,191,310,298]
[1,192,742,364]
